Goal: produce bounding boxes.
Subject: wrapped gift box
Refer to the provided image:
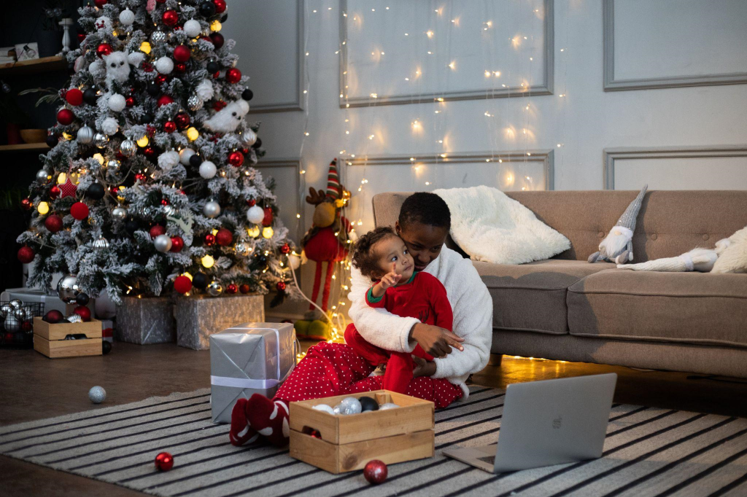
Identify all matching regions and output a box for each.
[176,294,264,350]
[116,297,175,344]
[210,322,297,424]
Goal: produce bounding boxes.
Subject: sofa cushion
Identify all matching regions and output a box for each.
[567,270,747,347]
[475,260,616,335]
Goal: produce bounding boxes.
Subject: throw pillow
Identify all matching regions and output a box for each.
[712,226,747,274]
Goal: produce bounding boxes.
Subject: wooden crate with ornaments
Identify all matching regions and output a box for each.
[33,317,102,358]
[289,390,434,474]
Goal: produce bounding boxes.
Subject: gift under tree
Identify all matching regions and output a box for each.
[16,0,299,306]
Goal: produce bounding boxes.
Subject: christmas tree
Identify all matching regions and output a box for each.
[17,0,300,306]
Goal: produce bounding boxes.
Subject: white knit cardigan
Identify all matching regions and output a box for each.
[348,247,493,398]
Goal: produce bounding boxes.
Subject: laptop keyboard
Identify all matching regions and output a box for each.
[478,455,496,465]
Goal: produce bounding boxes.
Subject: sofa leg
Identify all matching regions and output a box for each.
[488,354,503,367]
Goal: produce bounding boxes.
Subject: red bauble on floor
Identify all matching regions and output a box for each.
[154,452,174,471]
[363,460,388,484]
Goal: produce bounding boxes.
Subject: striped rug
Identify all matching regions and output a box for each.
[1,387,747,497]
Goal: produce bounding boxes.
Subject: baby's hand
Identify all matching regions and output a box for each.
[379,264,402,290]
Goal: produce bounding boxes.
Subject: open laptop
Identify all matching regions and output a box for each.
[444,373,617,473]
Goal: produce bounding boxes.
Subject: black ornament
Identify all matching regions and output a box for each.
[206,61,220,73]
[46,134,58,147]
[76,292,90,306]
[258,255,267,265]
[252,137,262,149]
[241,89,254,101]
[359,396,379,412]
[140,112,154,124]
[83,88,98,105]
[147,190,163,205]
[125,219,140,234]
[86,183,105,200]
[199,1,216,16]
[192,272,208,290]
[147,83,161,97]
[189,154,202,167]
[102,340,112,354]
[220,13,228,22]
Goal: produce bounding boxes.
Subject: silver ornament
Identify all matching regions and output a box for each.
[93,236,110,249]
[12,308,31,321]
[207,281,223,297]
[188,94,203,111]
[379,403,400,410]
[120,139,137,157]
[77,126,94,144]
[340,397,362,415]
[93,132,109,148]
[333,404,343,415]
[112,206,128,220]
[151,30,167,43]
[0,304,12,318]
[4,315,20,332]
[241,129,257,147]
[203,200,221,218]
[163,205,176,216]
[235,242,252,256]
[67,314,83,323]
[154,234,172,253]
[36,169,51,183]
[106,160,121,181]
[57,274,80,304]
[9,299,22,309]
[88,386,106,404]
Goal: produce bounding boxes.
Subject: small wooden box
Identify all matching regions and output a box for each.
[33,317,102,358]
[289,390,434,474]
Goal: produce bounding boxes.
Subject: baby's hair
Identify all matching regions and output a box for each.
[352,226,398,279]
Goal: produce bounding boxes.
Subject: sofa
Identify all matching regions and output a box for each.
[371,191,747,378]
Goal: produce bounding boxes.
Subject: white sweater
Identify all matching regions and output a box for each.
[348,247,493,398]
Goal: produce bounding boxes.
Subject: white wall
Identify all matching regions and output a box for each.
[224,0,747,317]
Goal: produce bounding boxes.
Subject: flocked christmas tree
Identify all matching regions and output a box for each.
[17,0,301,306]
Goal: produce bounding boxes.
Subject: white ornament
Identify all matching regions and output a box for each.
[103,52,130,86]
[119,8,135,26]
[151,31,166,43]
[180,148,196,165]
[241,128,257,147]
[108,93,126,112]
[288,254,301,270]
[77,126,94,144]
[379,403,400,410]
[204,201,221,218]
[88,59,105,78]
[154,234,172,253]
[74,55,85,73]
[101,117,119,136]
[158,150,180,170]
[247,205,264,224]
[89,386,106,404]
[195,79,214,101]
[155,56,174,75]
[339,397,362,415]
[199,161,217,179]
[127,51,145,67]
[203,100,250,133]
[312,404,335,415]
[184,19,202,37]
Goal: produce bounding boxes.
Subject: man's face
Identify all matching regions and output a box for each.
[396,221,449,271]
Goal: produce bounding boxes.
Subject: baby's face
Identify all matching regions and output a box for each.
[374,235,414,281]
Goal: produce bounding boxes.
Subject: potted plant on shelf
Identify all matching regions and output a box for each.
[0,80,31,145]
[17,87,61,143]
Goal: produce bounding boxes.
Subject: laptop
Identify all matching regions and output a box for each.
[444,373,617,473]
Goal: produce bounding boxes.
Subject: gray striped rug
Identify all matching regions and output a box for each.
[1,387,746,497]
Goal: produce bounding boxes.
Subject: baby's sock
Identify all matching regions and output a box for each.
[229,398,258,446]
[245,393,290,447]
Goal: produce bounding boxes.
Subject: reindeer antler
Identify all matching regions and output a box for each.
[305,187,327,206]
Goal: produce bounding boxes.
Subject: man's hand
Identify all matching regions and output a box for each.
[410,323,465,358]
[412,356,437,377]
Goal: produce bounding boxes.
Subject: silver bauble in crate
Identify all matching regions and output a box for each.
[154,234,172,253]
[36,169,50,183]
[207,281,224,297]
[0,303,12,318]
[12,308,27,320]
[93,237,110,250]
[93,132,109,148]
[246,205,264,224]
[77,125,94,144]
[235,242,252,256]
[119,139,137,157]
[112,206,127,220]
[4,315,20,332]
[151,30,166,43]
[188,94,203,111]
[203,200,221,218]
[241,129,257,147]
[57,274,81,303]
[339,397,362,415]
[9,299,22,309]
[67,314,83,324]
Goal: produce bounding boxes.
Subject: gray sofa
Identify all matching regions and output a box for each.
[372,191,747,378]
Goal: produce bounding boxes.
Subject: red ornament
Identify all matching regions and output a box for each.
[175,62,186,73]
[45,215,63,233]
[210,32,225,49]
[125,96,135,107]
[155,74,169,85]
[157,95,174,107]
[135,173,147,182]
[213,71,220,79]
[147,125,157,136]
[154,452,174,471]
[21,320,33,332]
[228,151,244,167]
[173,275,192,294]
[212,100,227,111]
[149,225,166,239]
[164,121,177,133]
[49,185,61,198]
[144,147,157,159]
[173,45,191,62]
[21,198,33,210]
[262,207,273,227]
[276,281,286,292]
[66,88,83,106]
[17,246,34,264]
[227,283,238,294]
[96,43,113,57]
[74,306,92,322]
[57,109,75,125]
[309,429,322,439]
[363,460,388,485]
[281,243,291,255]
[239,284,250,294]
[170,236,184,252]
[109,186,120,196]
[143,62,154,73]
[4,333,13,342]
[205,234,216,246]
[70,202,89,220]
[241,148,250,155]
[59,178,78,198]
[175,112,190,129]
[246,199,256,207]
[216,228,233,246]
[162,10,179,27]
[226,67,241,84]
[94,0,107,7]
[161,199,169,206]
[214,0,227,13]
[77,33,86,43]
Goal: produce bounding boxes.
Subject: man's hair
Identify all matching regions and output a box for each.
[398,192,451,231]
[352,226,397,278]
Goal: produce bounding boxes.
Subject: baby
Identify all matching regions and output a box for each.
[348,226,453,394]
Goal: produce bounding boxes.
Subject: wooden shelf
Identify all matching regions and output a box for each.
[0,56,67,77]
[0,143,49,153]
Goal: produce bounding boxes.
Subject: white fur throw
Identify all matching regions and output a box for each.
[712,226,747,274]
[433,186,570,265]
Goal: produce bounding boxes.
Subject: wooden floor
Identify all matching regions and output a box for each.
[1,342,746,496]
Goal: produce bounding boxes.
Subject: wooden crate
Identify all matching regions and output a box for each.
[33,317,102,358]
[289,390,434,474]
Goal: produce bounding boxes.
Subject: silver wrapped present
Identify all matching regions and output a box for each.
[210,322,297,423]
[176,294,264,350]
[116,297,175,344]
